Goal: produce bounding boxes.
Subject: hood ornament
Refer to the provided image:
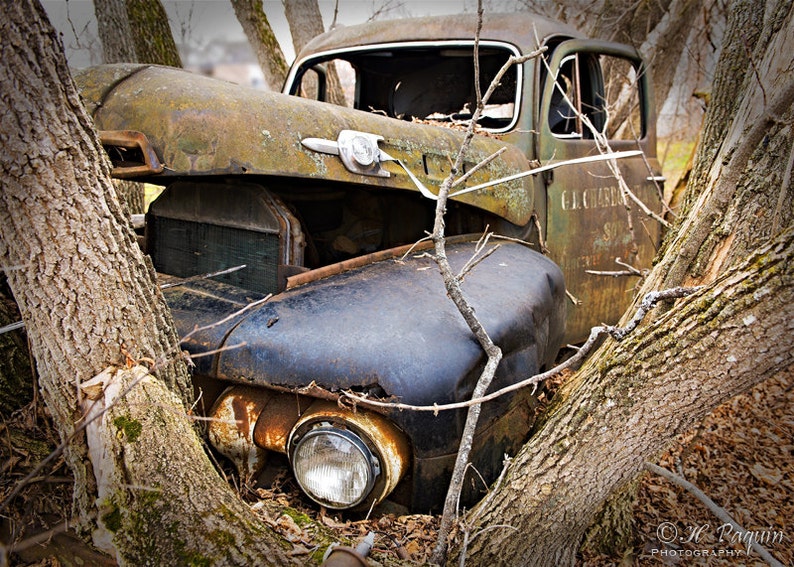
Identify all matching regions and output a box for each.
[302,130,393,178]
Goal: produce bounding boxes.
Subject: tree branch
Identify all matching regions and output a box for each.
[645,462,785,567]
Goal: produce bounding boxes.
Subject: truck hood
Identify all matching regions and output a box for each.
[74,64,534,225]
[167,240,565,407]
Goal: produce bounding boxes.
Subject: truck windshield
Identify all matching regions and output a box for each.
[285,41,521,132]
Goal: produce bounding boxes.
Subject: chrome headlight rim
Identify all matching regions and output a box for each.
[289,421,381,510]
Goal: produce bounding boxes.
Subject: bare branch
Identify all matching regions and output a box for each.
[645,463,786,567]
[186,343,247,359]
[457,456,516,566]
[180,295,271,344]
[532,212,549,254]
[457,232,501,282]
[586,257,646,277]
[451,147,507,188]
[0,320,24,335]
[159,264,247,289]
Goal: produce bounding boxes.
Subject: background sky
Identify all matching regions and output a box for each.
[42,0,485,68]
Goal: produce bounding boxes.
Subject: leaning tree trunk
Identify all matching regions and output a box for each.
[125,0,182,68]
[450,1,793,565]
[283,0,346,105]
[0,2,294,564]
[231,0,288,90]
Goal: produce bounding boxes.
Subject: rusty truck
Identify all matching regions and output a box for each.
[75,11,664,513]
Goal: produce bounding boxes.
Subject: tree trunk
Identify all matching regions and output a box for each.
[0,2,293,564]
[449,1,793,564]
[283,0,346,105]
[455,233,792,566]
[94,0,136,64]
[230,0,288,90]
[125,0,182,68]
[637,0,703,118]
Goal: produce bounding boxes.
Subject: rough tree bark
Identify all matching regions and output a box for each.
[94,0,136,64]
[283,0,346,105]
[230,0,288,90]
[0,2,293,564]
[125,0,182,68]
[449,1,793,565]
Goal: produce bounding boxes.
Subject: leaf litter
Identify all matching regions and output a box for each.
[3,372,790,566]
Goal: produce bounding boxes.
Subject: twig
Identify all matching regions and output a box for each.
[586,257,645,277]
[645,463,785,567]
[180,295,271,344]
[456,456,516,566]
[451,147,507,188]
[532,212,549,254]
[584,269,640,277]
[457,232,501,281]
[159,264,247,289]
[0,320,24,335]
[6,516,81,556]
[606,286,701,340]
[185,342,247,359]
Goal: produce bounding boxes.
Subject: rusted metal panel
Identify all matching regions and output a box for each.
[537,40,664,342]
[252,392,314,453]
[74,65,535,225]
[215,241,564,410]
[98,130,163,177]
[207,385,272,481]
[408,385,538,510]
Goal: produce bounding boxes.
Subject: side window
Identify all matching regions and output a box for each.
[296,67,322,100]
[548,55,580,137]
[600,55,643,140]
[546,52,643,141]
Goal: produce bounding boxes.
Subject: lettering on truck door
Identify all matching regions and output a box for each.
[538,40,664,343]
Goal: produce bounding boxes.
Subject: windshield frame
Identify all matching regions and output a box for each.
[283,40,524,133]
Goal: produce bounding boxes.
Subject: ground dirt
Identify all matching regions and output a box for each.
[1,371,790,566]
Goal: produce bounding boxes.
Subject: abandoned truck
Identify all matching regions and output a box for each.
[75,12,664,513]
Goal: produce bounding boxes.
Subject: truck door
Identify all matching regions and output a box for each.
[538,40,665,343]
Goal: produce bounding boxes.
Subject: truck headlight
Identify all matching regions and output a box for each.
[291,425,380,509]
[286,401,410,511]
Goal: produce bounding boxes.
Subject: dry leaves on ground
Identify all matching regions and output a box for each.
[582,371,792,567]
[4,370,789,566]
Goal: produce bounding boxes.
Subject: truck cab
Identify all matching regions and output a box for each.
[75,12,663,513]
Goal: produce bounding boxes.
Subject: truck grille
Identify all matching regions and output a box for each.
[150,218,280,295]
